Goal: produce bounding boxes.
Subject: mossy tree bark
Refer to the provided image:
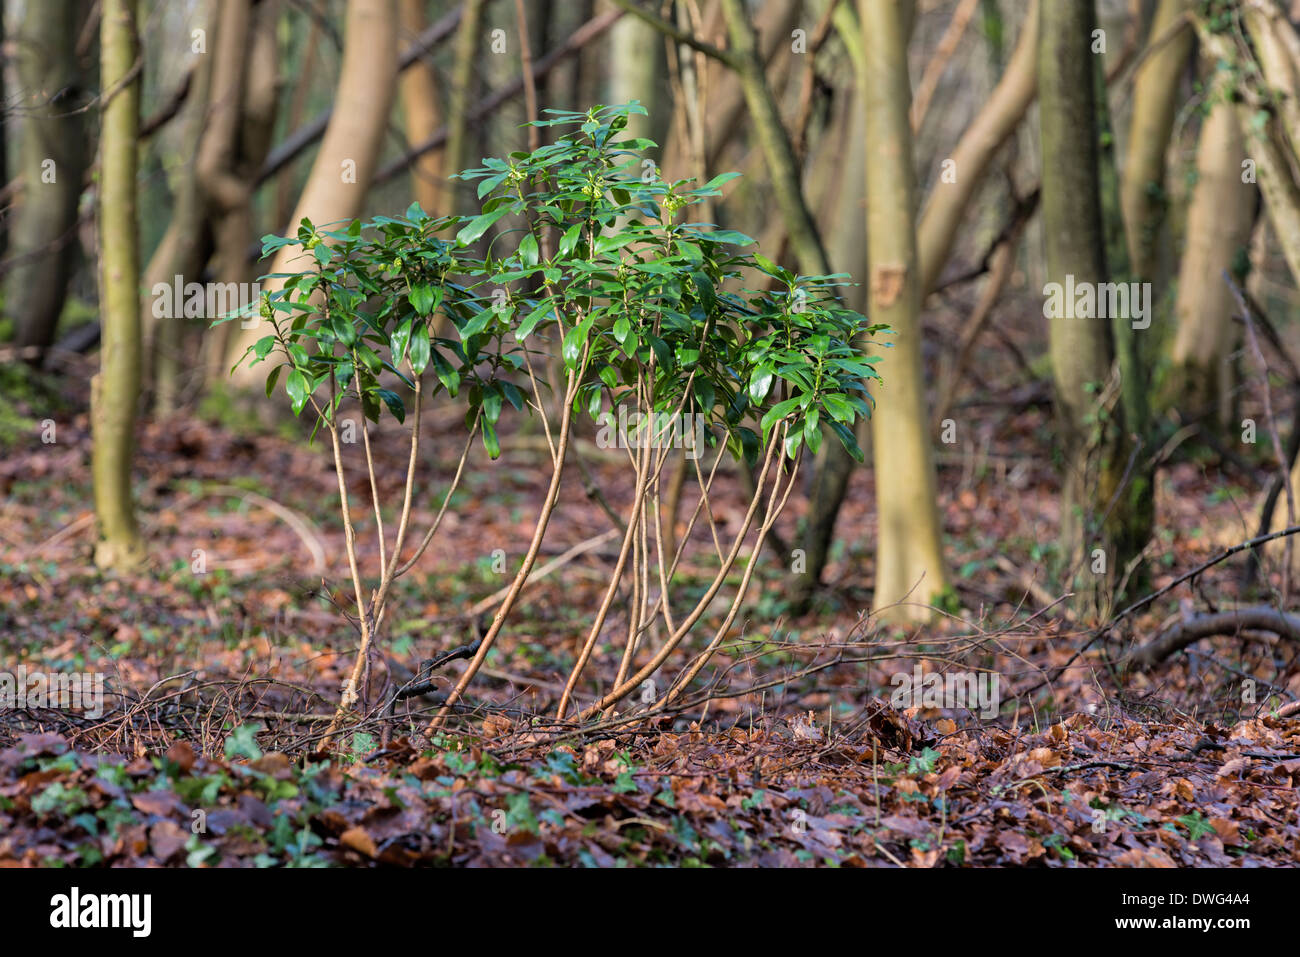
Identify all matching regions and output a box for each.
[1040,0,1148,620]
[1119,0,1192,284]
[92,0,146,572]
[6,0,92,357]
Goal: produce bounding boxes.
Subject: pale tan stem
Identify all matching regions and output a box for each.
[321,373,376,746]
[370,375,424,629]
[556,420,654,720]
[359,403,388,575]
[427,351,588,730]
[662,448,801,706]
[394,413,478,578]
[576,431,781,720]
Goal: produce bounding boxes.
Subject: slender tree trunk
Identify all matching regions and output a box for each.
[1120,0,1192,283]
[399,0,444,214]
[92,0,145,571]
[146,9,216,416]
[1199,12,1300,576]
[6,0,92,356]
[659,0,798,182]
[718,0,845,610]
[442,0,486,216]
[607,5,664,144]
[226,0,398,389]
[1167,85,1255,424]
[0,13,7,260]
[857,0,949,621]
[1040,0,1143,620]
[196,0,280,385]
[274,18,321,230]
[719,0,829,279]
[1096,29,1155,601]
[916,0,1038,297]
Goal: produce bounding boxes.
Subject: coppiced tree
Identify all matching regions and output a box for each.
[1039,0,1148,619]
[92,0,146,571]
[6,0,92,357]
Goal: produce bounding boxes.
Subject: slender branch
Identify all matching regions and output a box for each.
[394,412,479,577]
[427,345,592,729]
[605,0,740,69]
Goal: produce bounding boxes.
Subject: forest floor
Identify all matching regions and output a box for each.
[1,350,1298,867]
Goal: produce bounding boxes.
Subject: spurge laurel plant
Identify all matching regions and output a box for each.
[221,103,885,744]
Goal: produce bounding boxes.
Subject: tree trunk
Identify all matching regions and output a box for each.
[6,0,92,356]
[1040,0,1144,620]
[196,0,280,386]
[916,0,1038,297]
[0,12,7,260]
[1119,0,1192,283]
[92,0,145,572]
[226,0,398,390]
[1167,85,1254,425]
[1199,12,1300,576]
[399,0,444,214]
[146,9,216,416]
[857,0,949,622]
[607,5,664,145]
[442,0,486,216]
[718,0,849,611]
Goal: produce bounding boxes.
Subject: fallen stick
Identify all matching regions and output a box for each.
[1127,605,1300,668]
